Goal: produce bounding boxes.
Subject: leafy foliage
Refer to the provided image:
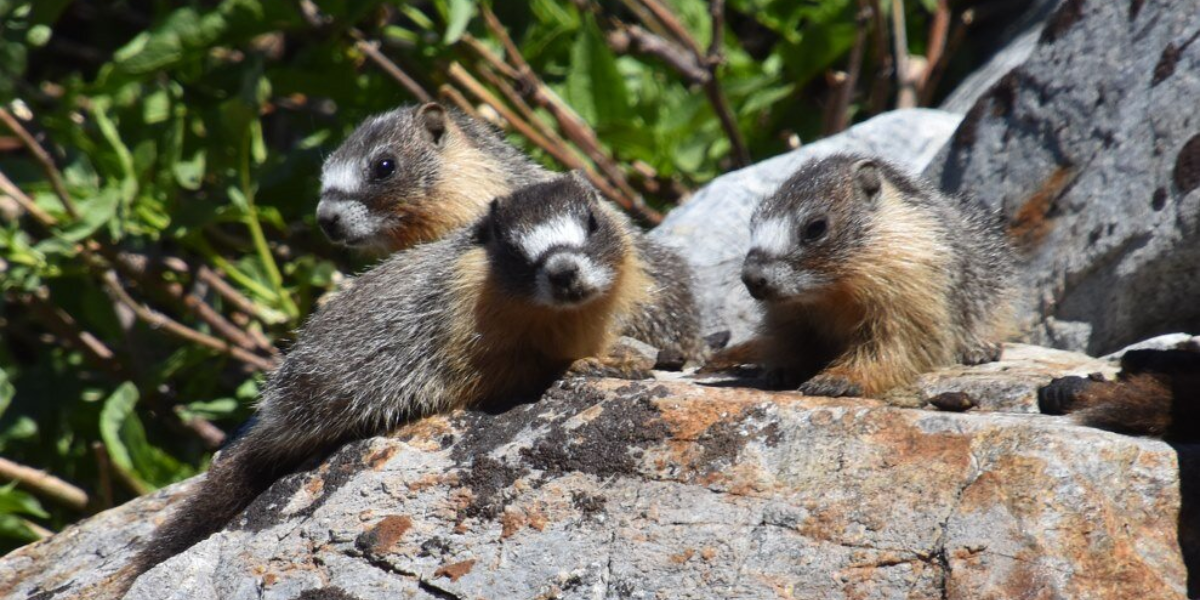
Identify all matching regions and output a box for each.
[0,0,989,552]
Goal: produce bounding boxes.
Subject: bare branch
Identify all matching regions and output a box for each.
[0,169,58,227]
[0,107,77,219]
[21,289,125,376]
[891,0,918,109]
[863,0,893,115]
[350,31,434,103]
[0,457,88,511]
[609,25,709,83]
[634,0,705,58]
[920,8,972,106]
[827,5,871,134]
[99,269,277,372]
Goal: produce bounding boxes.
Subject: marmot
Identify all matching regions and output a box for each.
[1039,348,1200,441]
[121,173,655,592]
[317,103,706,363]
[737,154,1014,397]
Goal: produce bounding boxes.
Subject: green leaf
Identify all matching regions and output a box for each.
[0,368,13,420]
[59,187,119,243]
[173,149,206,191]
[99,382,141,480]
[100,382,193,491]
[0,483,49,519]
[443,0,473,43]
[564,15,631,128]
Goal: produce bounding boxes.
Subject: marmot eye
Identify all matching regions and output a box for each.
[587,210,599,234]
[803,218,828,242]
[371,158,396,181]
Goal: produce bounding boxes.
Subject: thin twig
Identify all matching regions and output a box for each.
[448,63,571,166]
[479,6,661,222]
[864,0,892,115]
[635,0,705,58]
[99,269,277,372]
[891,0,917,108]
[707,0,725,59]
[0,169,58,227]
[175,407,227,449]
[92,442,114,510]
[920,0,950,97]
[920,8,972,106]
[350,31,434,103]
[0,107,77,218]
[0,456,88,511]
[21,289,126,375]
[828,5,870,133]
[437,84,483,120]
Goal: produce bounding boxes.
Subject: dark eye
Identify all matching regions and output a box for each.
[803,218,828,242]
[371,158,396,181]
[587,210,599,234]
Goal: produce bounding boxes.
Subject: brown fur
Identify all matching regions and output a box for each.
[444,224,651,404]
[1040,349,1200,441]
[383,128,518,251]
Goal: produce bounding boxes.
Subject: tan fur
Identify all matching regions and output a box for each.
[443,222,652,405]
[385,126,517,250]
[782,185,954,395]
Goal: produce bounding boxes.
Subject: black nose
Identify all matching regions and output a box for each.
[742,252,773,300]
[547,262,580,289]
[317,208,341,239]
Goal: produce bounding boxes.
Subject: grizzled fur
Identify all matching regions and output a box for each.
[1039,349,1200,441]
[740,154,1014,397]
[319,103,705,362]
[318,103,547,252]
[123,175,649,592]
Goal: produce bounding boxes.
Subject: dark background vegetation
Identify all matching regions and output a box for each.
[0,0,1026,551]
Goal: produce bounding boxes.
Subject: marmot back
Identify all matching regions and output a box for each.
[739,154,1014,397]
[119,173,654,595]
[317,103,706,362]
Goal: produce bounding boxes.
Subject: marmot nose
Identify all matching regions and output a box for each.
[742,261,773,300]
[317,207,342,239]
[547,262,580,289]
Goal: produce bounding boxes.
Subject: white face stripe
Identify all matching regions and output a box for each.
[520,215,587,260]
[321,160,361,194]
[749,217,793,256]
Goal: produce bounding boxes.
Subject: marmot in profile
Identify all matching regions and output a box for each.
[737,154,1014,397]
[317,103,706,363]
[122,173,656,591]
[1039,348,1200,441]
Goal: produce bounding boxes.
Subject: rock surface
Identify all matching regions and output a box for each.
[650,109,962,344]
[2,343,1194,600]
[924,0,1200,354]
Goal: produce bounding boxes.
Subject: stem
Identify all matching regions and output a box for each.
[238,129,297,320]
[0,457,89,511]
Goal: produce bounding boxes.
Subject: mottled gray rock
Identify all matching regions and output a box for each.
[651,109,962,343]
[2,343,1193,600]
[940,0,1062,113]
[925,0,1200,354]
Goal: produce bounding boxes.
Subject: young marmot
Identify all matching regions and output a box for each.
[317,103,706,363]
[1039,348,1200,441]
[738,154,1014,397]
[122,173,655,591]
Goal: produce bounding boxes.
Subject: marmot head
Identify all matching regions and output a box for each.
[476,173,627,310]
[317,103,454,252]
[742,154,885,303]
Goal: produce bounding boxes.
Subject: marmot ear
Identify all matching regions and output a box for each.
[852,159,882,201]
[417,102,448,146]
